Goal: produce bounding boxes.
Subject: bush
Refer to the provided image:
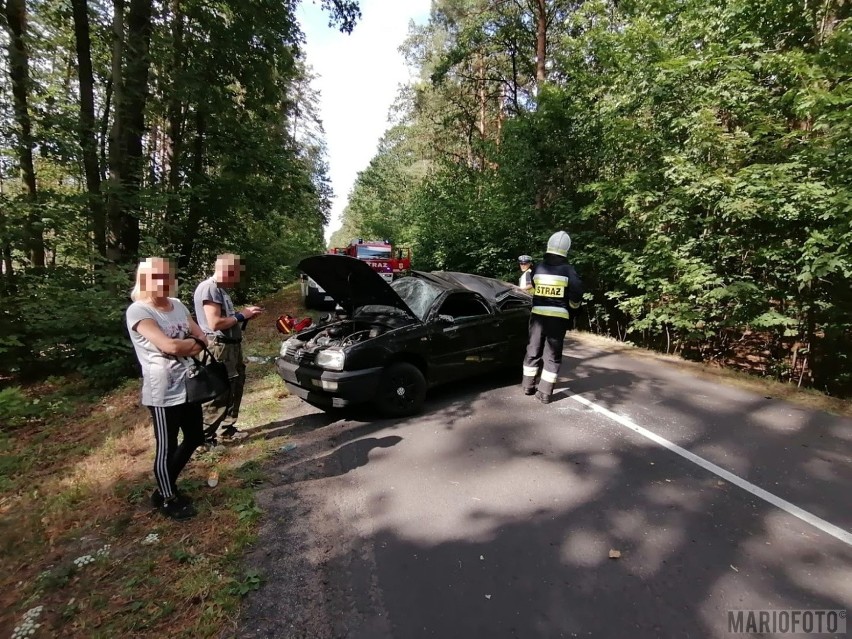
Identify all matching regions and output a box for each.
[0,386,37,429]
[0,266,137,388]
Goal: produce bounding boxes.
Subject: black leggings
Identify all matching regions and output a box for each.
[148,403,204,500]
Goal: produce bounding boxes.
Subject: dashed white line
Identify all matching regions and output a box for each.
[568,392,852,547]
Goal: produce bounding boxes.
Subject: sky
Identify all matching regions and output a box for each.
[296,0,432,242]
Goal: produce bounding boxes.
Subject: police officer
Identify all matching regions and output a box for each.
[518,255,533,291]
[522,231,583,404]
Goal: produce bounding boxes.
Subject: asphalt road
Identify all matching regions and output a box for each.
[240,334,852,639]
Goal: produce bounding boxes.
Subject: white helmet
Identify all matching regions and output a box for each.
[546,231,571,256]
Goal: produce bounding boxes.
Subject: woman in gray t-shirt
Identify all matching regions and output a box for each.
[126,257,208,520]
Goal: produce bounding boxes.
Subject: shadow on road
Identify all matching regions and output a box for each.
[240,337,852,638]
[270,435,402,485]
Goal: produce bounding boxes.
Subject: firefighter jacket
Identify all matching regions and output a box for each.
[530,261,583,319]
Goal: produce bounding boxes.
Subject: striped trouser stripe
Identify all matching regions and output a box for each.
[541,369,558,383]
[532,274,570,286]
[152,406,173,500]
[532,307,570,319]
[522,365,539,377]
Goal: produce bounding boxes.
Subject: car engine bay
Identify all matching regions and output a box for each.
[287,320,388,355]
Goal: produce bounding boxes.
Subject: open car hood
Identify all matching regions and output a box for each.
[298,254,418,319]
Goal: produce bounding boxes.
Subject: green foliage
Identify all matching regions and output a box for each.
[0,0,352,386]
[227,569,263,597]
[1,267,136,386]
[233,496,263,523]
[340,0,852,394]
[0,387,35,429]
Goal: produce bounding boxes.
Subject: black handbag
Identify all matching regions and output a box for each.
[184,341,230,404]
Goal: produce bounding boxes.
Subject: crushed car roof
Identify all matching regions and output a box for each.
[412,271,530,303]
[299,255,529,318]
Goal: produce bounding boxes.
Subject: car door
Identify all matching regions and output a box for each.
[426,292,498,383]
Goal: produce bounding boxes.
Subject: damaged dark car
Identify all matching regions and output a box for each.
[276,254,531,416]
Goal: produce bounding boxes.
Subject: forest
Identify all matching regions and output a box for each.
[0,0,359,385]
[332,0,851,395]
[1,0,850,395]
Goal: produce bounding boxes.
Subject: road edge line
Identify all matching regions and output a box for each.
[569,393,852,547]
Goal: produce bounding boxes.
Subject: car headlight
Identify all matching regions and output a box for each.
[315,348,345,371]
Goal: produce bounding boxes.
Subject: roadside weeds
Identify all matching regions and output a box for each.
[571,331,852,418]
[0,284,305,638]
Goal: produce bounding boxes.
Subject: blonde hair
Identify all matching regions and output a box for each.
[130,257,176,302]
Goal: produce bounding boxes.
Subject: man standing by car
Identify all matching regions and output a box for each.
[194,253,264,444]
[522,232,583,404]
[518,255,534,291]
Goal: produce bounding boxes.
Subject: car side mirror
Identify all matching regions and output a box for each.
[437,314,455,324]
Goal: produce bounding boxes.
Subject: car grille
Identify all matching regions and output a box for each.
[285,342,316,365]
[295,350,316,365]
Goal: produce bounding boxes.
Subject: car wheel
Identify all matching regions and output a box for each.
[375,362,426,417]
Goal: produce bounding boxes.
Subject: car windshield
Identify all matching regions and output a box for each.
[353,277,441,321]
[390,277,441,320]
[355,246,391,259]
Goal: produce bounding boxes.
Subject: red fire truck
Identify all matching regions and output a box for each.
[302,239,411,308]
[331,238,411,283]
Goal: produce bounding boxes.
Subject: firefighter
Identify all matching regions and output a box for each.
[518,255,533,291]
[522,231,583,404]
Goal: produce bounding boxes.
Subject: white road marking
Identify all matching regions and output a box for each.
[568,393,852,547]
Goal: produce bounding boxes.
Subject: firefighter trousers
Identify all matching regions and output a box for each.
[522,315,570,398]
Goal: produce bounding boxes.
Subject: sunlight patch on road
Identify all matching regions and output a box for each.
[567,393,852,547]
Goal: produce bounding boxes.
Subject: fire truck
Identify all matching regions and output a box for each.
[301,239,412,309]
[331,239,412,283]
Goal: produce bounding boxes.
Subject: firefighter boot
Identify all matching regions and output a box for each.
[534,391,551,404]
[536,371,556,404]
[522,366,539,396]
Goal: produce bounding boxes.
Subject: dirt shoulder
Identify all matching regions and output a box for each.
[570,331,852,419]
[0,284,307,639]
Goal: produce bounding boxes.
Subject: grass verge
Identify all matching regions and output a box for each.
[0,283,307,638]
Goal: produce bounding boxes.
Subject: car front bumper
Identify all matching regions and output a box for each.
[276,357,383,408]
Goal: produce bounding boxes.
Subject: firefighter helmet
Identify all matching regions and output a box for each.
[545,231,571,257]
[518,255,532,264]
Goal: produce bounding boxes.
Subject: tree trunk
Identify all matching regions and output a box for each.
[106,0,126,261]
[106,0,153,263]
[496,83,504,147]
[0,171,13,295]
[119,0,154,260]
[3,0,45,267]
[178,109,206,270]
[510,47,520,113]
[477,52,486,139]
[71,0,106,258]
[534,0,547,86]
[165,0,186,236]
[100,77,112,182]
[1,242,14,295]
[817,0,849,44]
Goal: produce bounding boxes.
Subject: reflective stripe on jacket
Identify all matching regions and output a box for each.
[531,262,583,319]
